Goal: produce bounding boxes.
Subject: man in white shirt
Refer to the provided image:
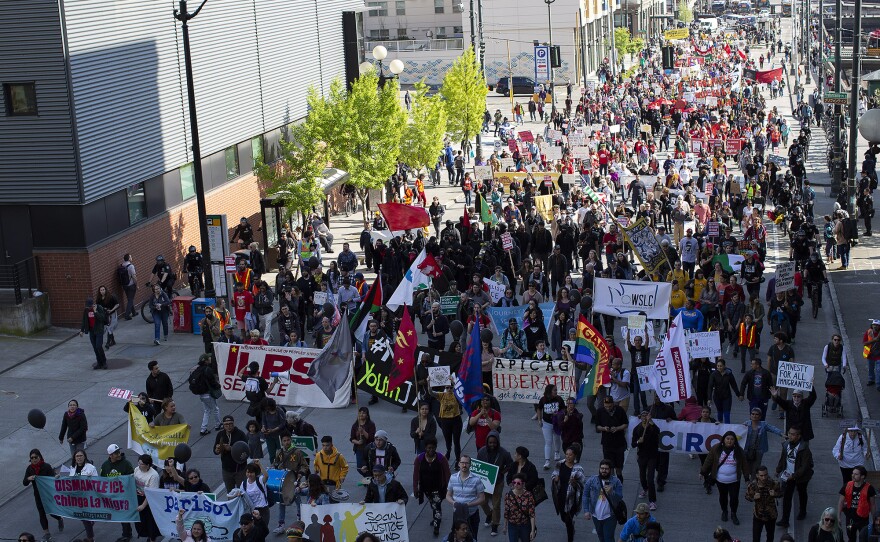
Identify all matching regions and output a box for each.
[679,228,699,279]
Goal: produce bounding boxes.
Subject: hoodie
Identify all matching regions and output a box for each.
[708,367,741,401]
[364,471,409,504]
[314,445,349,489]
[59,408,88,444]
[476,430,514,479]
[100,454,134,477]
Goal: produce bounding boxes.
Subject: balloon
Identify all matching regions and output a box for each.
[480,328,494,344]
[580,296,592,314]
[174,443,192,464]
[308,256,320,270]
[449,319,464,339]
[570,289,582,306]
[322,303,335,319]
[27,409,46,429]
[231,441,250,464]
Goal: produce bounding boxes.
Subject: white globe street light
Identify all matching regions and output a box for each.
[389,59,405,75]
[358,61,375,74]
[372,45,388,61]
[858,108,880,143]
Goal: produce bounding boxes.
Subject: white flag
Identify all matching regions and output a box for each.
[482,278,506,303]
[647,313,693,403]
[387,249,432,311]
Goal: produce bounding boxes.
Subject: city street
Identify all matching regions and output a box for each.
[2,11,879,542]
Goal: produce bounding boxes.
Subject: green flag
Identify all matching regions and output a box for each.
[477,192,497,224]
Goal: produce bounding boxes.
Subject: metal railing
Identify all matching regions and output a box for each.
[0,257,41,305]
[364,38,464,52]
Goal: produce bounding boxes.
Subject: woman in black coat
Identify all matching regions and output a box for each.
[24,449,63,539]
[58,398,88,459]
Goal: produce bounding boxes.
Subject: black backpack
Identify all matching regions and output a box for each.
[188,366,210,395]
[116,264,130,287]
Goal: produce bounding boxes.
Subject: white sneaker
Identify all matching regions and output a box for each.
[543,460,551,470]
[273,525,286,535]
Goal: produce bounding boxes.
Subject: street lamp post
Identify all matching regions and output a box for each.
[174,0,215,298]
[846,0,863,215]
[360,45,405,87]
[544,0,556,109]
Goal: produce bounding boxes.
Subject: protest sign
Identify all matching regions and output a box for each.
[128,407,190,461]
[725,138,742,154]
[593,278,672,319]
[636,365,654,391]
[624,218,668,274]
[428,366,451,388]
[108,388,133,401]
[292,435,318,453]
[483,278,507,303]
[775,261,796,293]
[561,174,579,185]
[706,221,720,237]
[649,313,693,403]
[500,158,515,170]
[729,178,741,195]
[474,165,493,181]
[620,324,658,348]
[440,295,459,316]
[36,476,139,522]
[685,331,722,358]
[562,340,575,356]
[145,488,249,542]
[572,146,590,160]
[690,140,703,152]
[628,315,646,330]
[626,417,747,454]
[545,146,563,160]
[470,458,500,493]
[313,291,330,306]
[776,361,814,392]
[492,357,576,402]
[214,343,351,408]
[501,232,514,250]
[310,503,408,542]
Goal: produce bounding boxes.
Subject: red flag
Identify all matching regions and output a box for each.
[736,49,747,60]
[462,206,470,231]
[378,202,430,231]
[723,44,731,55]
[388,306,417,392]
[755,68,783,84]
[417,253,443,278]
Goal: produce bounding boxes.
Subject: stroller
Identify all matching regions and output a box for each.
[822,368,845,417]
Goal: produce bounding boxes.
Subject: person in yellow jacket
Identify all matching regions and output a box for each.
[314,435,349,489]
[689,269,708,303]
[666,261,687,287]
[669,280,688,312]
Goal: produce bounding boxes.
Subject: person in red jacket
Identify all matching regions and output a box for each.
[838,466,876,542]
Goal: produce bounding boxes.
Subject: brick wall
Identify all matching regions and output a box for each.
[37,174,265,327]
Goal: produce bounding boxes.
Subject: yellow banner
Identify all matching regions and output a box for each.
[128,406,190,460]
[664,28,690,40]
[534,195,555,222]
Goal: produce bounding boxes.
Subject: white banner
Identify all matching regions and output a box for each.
[145,489,249,542]
[593,278,672,319]
[776,361,814,391]
[214,343,351,408]
[685,331,722,358]
[647,313,693,403]
[775,261,796,293]
[311,503,408,542]
[492,358,576,402]
[626,417,747,454]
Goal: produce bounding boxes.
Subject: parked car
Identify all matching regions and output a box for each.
[495,76,536,96]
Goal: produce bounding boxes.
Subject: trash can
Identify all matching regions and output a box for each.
[191,298,216,335]
[172,296,195,333]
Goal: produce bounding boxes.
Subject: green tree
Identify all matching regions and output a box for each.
[254,122,326,220]
[677,0,694,23]
[306,72,407,220]
[399,82,448,174]
[614,28,632,60]
[440,47,487,149]
[628,37,645,56]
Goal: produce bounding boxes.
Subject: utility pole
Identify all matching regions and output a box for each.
[804,0,811,84]
[830,0,843,197]
[469,0,484,164]
[609,2,617,77]
[818,0,823,96]
[846,0,863,215]
[544,0,557,110]
[174,0,215,298]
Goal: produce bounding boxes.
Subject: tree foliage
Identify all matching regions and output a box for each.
[628,37,645,56]
[255,122,326,219]
[399,82,448,173]
[305,72,406,219]
[678,0,694,23]
[614,28,632,59]
[440,47,487,145]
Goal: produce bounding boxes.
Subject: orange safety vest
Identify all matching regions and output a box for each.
[216,307,230,330]
[737,323,757,348]
[234,268,254,292]
[844,482,873,519]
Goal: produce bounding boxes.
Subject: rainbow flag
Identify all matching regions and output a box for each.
[578,358,612,401]
[575,315,611,400]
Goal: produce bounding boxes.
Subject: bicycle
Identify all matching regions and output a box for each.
[188,272,204,299]
[805,279,825,319]
[140,281,181,324]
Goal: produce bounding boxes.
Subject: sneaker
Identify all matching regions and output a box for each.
[273,525,286,535]
[731,513,740,525]
[214,423,223,430]
[721,510,728,522]
[649,502,657,511]
[484,520,492,528]
[200,429,210,436]
[543,460,550,470]
[639,489,646,498]
[491,528,498,537]
[41,535,53,542]
[164,335,168,341]
[154,339,160,345]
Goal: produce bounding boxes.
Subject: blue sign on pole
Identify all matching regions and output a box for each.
[534,45,550,83]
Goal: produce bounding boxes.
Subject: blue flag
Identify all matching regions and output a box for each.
[454,321,484,409]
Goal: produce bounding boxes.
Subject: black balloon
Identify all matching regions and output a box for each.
[580,296,592,314]
[231,441,249,464]
[27,409,46,429]
[480,328,493,344]
[322,303,335,319]
[308,256,319,270]
[570,290,581,305]
[449,319,464,338]
[174,443,192,463]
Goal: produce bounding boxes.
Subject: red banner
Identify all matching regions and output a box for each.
[725,138,742,154]
[755,68,783,83]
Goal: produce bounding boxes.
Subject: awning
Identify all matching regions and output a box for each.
[320,168,350,193]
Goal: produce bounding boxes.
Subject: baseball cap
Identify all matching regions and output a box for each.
[107,444,121,455]
[240,513,254,524]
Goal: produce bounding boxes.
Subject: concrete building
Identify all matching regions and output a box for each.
[0,0,362,325]
[361,0,666,86]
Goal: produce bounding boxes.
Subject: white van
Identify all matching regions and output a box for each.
[699,17,719,32]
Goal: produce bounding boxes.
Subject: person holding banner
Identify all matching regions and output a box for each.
[68,450,99,541]
[134,454,161,542]
[23,448,63,542]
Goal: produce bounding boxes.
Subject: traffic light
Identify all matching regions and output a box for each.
[661,46,674,70]
[550,45,561,68]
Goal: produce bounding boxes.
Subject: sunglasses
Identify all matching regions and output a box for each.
[30,456,39,460]
[188,475,199,480]
[824,518,835,523]
[511,481,523,485]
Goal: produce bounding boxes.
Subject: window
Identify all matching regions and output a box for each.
[436,26,447,38]
[224,146,239,180]
[453,0,463,12]
[3,82,37,116]
[126,182,147,224]
[369,29,390,38]
[453,25,463,34]
[434,0,444,13]
[368,1,388,15]
[397,28,408,38]
[396,0,405,14]
[180,163,195,201]
[251,136,263,169]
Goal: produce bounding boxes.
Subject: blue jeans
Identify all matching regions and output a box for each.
[199,394,221,432]
[714,396,732,423]
[593,516,618,542]
[870,359,880,384]
[464,190,472,207]
[152,310,168,341]
[838,243,850,267]
[507,522,530,542]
